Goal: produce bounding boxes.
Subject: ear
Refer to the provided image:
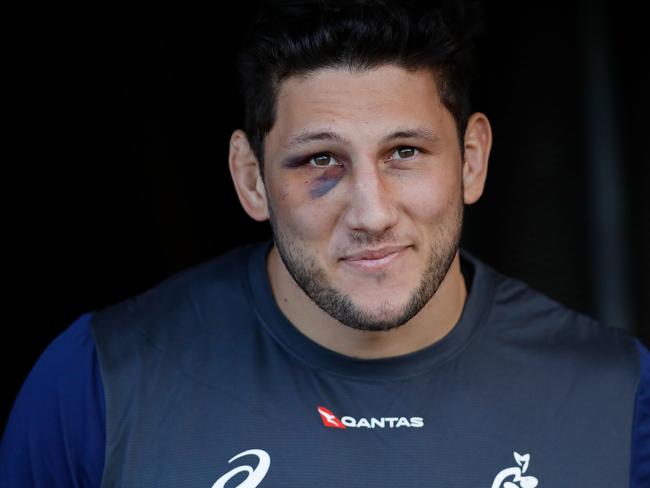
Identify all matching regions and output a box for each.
[228,129,269,221]
[462,112,492,205]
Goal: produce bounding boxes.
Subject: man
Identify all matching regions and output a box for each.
[2,1,648,487]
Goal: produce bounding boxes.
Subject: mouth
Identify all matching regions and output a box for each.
[340,245,411,271]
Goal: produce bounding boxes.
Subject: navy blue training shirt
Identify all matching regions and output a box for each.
[2,240,649,487]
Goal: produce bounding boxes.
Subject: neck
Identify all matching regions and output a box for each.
[267,245,468,359]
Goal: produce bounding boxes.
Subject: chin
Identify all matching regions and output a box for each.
[327,293,425,332]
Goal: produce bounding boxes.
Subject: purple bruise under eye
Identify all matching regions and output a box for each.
[309,168,343,198]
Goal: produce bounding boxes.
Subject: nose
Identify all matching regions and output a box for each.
[342,160,399,236]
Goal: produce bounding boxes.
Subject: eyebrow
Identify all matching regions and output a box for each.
[283,126,440,150]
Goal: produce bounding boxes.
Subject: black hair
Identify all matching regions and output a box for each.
[234,0,483,179]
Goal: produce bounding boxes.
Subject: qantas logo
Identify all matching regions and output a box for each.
[317,406,424,429]
[317,406,346,428]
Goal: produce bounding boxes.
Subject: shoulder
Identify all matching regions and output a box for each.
[91,241,264,329]
[632,338,650,487]
[0,312,105,487]
[465,253,650,484]
[99,241,262,314]
[479,255,637,354]
[464,252,640,382]
[88,241,269,374]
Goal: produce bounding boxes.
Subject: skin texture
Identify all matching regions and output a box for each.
[229,64,492,358]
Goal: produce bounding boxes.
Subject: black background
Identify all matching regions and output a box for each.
[4,0,649,430]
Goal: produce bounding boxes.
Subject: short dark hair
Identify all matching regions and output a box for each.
[235,0,482,179]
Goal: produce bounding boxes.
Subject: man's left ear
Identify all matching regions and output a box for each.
[462,112,492,204]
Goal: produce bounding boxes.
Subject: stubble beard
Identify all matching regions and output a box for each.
[267,199,464,332]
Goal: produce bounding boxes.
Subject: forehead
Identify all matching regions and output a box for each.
[265,64,455,156]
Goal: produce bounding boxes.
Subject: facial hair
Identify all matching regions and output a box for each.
[267,197,464,332]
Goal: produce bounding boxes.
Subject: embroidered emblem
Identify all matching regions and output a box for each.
[491,452,539,488]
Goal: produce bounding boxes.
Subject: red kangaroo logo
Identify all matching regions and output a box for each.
[317,406,346,429]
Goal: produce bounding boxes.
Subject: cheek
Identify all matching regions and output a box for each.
[401,167,462,221]
[270,178,341,240]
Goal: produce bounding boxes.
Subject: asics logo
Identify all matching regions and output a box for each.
[211,449,270,488]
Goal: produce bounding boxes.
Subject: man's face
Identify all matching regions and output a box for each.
[262,65,465,331]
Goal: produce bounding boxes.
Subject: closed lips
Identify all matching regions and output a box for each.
[342,246,410,261]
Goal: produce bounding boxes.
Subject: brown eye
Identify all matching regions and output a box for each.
[391,147,418,160]
[310,154,337,167]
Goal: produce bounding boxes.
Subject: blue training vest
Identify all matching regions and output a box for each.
[88,240,644,487]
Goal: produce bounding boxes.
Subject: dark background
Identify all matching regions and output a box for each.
[4,0,649,430]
